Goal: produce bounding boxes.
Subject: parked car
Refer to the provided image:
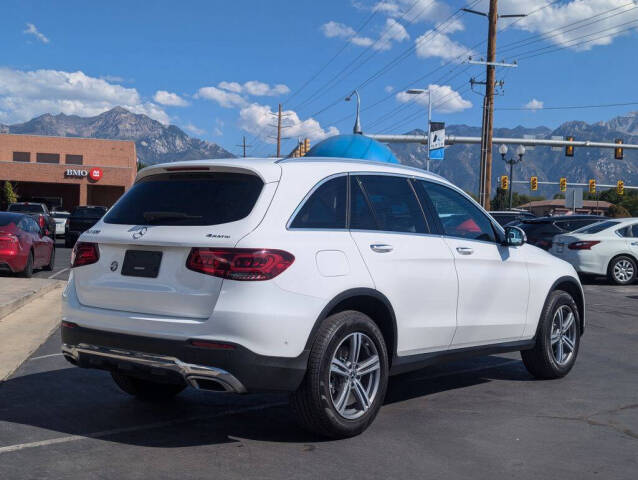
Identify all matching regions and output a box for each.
[52,211,70,238]
[0,212,55,277]
[6,202,56,240]
[64,206,108,248]
[550,218,638,285]
[516,215,608,250]
[61,158,585,438]
[490,210,536,227]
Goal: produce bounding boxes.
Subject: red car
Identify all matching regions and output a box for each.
[0,212,55,278]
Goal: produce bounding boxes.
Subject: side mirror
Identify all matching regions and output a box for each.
[505,226,526,247]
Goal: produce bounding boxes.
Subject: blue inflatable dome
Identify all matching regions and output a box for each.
[306,134,399,164]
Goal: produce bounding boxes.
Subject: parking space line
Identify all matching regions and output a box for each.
[29,353,63,361]
[47,268,70,280]
[0,401,287,455]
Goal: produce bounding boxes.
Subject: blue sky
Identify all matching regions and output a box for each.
[1,0,638,156]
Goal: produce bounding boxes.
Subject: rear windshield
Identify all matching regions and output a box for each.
[0,213,22,226]
[573,220,620,234]
[72,207,108,218]
[8,204,44,213]
[104,172,264,226]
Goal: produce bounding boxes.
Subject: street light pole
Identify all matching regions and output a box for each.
[499,144,525,209]
[406,88,432,171]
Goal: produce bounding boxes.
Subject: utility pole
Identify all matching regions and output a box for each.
[235,136,252,158]
[464,2,524,210]
[276,103,283,157]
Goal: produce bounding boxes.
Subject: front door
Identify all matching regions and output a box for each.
[416,180,530,348]
[348,175,458,356]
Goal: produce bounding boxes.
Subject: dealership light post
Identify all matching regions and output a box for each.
[499,144,525,209]
[406,88,432,171]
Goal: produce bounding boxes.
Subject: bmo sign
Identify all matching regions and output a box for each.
[65,167,103,181]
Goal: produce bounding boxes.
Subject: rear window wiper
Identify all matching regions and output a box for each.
[142,211,203,224]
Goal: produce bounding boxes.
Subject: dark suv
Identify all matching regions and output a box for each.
[516,215,608,250]
[65,206,108,248]
[489,210,536,227]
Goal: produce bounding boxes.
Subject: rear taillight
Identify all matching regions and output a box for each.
[0,234,19,256]
[38,215,45,229]
[71,242,100,268]
[186,248,294,281]
[568,240,600,250]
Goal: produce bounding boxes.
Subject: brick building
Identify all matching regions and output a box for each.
[0,134,136,211]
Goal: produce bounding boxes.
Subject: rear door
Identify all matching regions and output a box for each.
[418,180,530,347]
[348,174,458,355]
[72,169,278,319]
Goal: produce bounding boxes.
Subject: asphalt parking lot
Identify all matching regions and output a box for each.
[32,239,72,281]
[0,280,636,479]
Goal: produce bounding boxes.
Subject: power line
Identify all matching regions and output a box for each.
[496,101,638,111]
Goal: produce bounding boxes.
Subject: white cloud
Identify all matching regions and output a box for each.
[183,123,205,135]
[23,23,49,44]
[239,103,338,144]
[0,67,169,124]
[385,85,394,93]
[320,18,409,51]
[218,80,290,97]
[372,0,453,24]
[415,30,475,61]
[395,84,472,113]
[524,99,544,111]
[497,0,638,51]
[153,90,189,107]
[196,86,247,108]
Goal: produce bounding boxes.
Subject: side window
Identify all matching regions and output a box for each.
[350,176,377,230]
[419,181,496,242]
[290,176,347,229]
[355,175,427,234]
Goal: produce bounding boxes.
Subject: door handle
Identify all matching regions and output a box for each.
[370,244,394,253]
[456,246,474,255]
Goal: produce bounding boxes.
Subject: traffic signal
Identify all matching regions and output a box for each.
[500,175,509,190]
[617,180,624,195]
[565,136,574,157]
[304,138,310,155]
[615,139,624,160]
[560,177,567,192]
[589,179,596,194]
[530,176,538,191]
[299,140,306,156]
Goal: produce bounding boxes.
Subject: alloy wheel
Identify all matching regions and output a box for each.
[550,305,577,366]
[329,332,381,420]
[613,259,634,283]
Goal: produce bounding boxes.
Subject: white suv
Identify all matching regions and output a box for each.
[61,157,585,438]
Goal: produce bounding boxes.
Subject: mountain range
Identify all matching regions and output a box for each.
[0,107,233,165]
[2,107,637,196]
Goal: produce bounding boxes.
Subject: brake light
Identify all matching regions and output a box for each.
[38,215,45,229]
[568,240,601,250]
[186,248,294,281]
[0,234,19,256]
[71,242,100,267]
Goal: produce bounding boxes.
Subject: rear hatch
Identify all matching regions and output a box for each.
[72,164,280,319]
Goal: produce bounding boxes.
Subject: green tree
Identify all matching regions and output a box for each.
[491,187,545,210]
[3,181,18,205]
[608,203,631,218]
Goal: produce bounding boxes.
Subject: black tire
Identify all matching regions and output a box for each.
[607,255,636,285]
[111,371,186,401]
[43,247,55,271]
[290,310,389,438]
[521,290,580,379]
[19,251,34,278]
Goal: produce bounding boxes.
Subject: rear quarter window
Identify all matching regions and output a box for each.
[104,172,264,226]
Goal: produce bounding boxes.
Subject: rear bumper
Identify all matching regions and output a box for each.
[61,324,309,393]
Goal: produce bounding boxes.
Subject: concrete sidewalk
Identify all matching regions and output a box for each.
[0,277,63,320]
[0,280,64,381]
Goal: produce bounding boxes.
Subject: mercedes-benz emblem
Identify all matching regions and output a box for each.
[110,261,118,272]
[132,227,148,239]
